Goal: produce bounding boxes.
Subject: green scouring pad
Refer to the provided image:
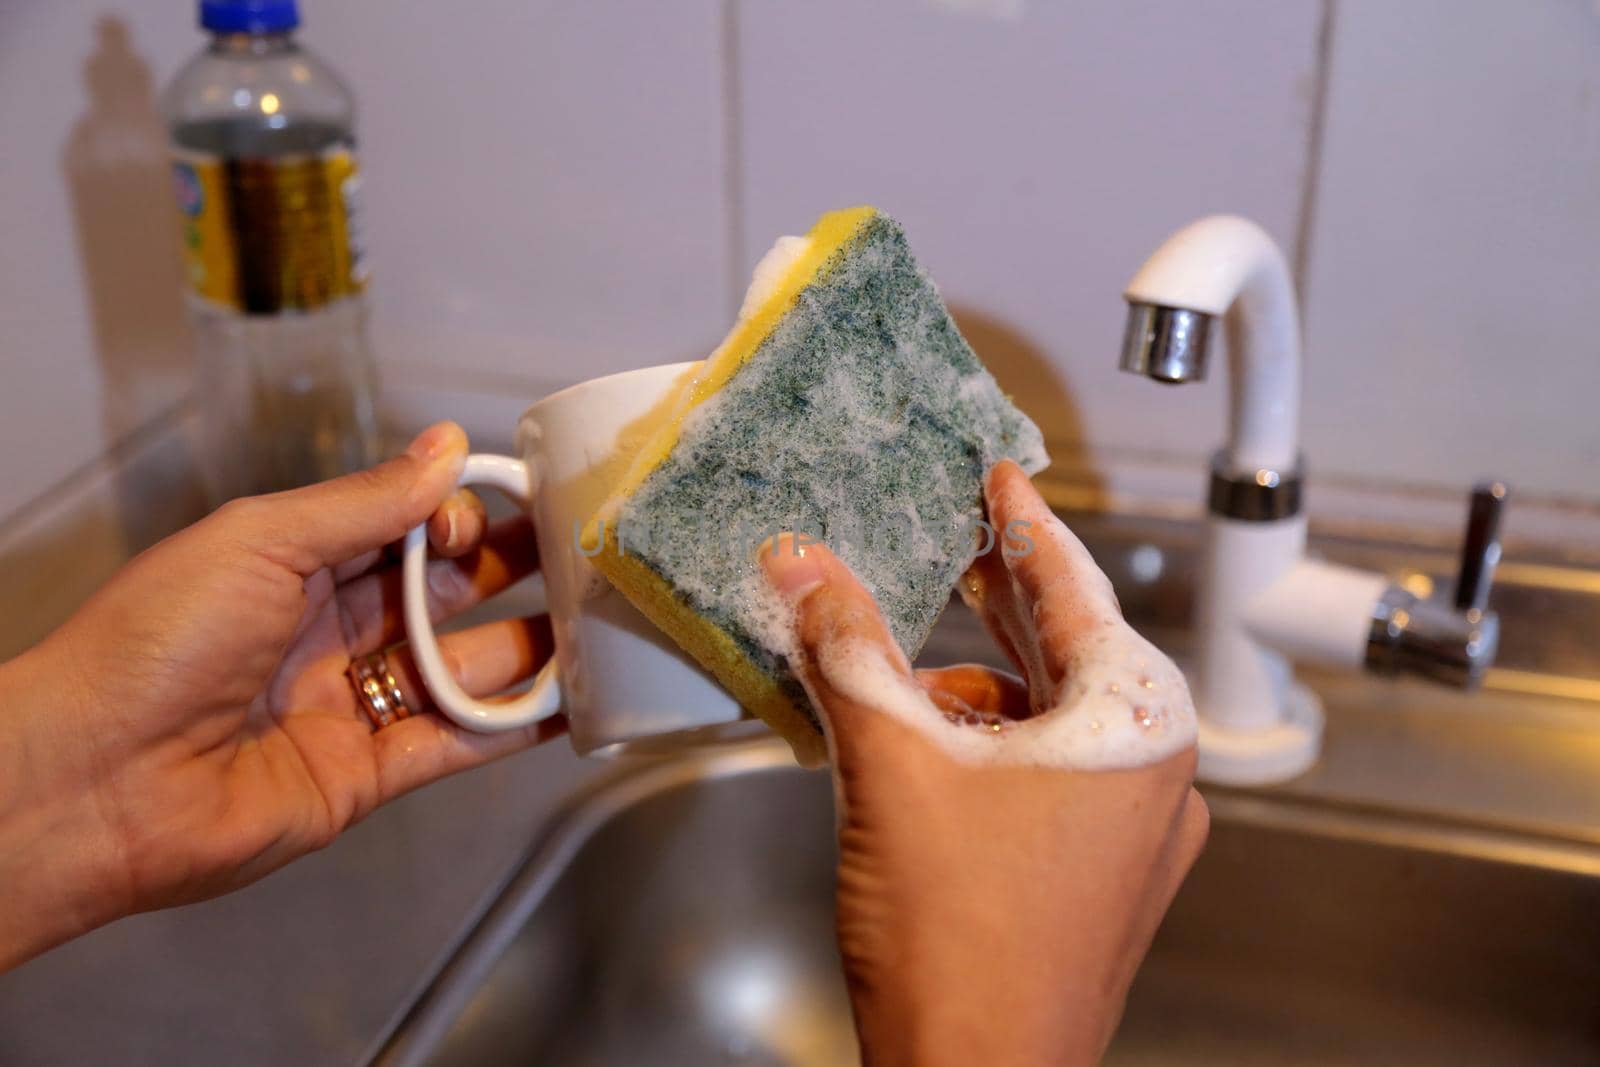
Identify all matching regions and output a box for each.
[586,206,1047,766]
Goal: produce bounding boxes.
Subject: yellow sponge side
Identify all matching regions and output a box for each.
[593,544,829,767]
[581,206,876,765]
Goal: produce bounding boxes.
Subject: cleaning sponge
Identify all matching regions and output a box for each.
[586,206,1047,765]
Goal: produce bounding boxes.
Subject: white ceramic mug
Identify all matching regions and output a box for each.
[401,362,746,755]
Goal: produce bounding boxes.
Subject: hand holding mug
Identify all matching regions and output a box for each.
[0,423,561,971]
[400,362,745,755]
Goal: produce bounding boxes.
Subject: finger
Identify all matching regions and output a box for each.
[367,615,562,803]
[959,484,1059,712]
[330,487,488,583]
[335,517,539,657]
[914,665,1031,720]
[331,546,389,584]
[983,459,1122,691]
[958,533,1037,683]
[427,489,488,559]
[330,538,415,584]
[761,534,931,766]
[384,615,556,711]
[922,686,973,719]
[373,711,567,805]
[220,421,469,577]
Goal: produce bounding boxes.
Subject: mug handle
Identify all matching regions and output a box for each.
[402,453,562,732]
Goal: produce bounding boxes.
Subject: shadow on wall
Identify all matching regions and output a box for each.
[60,15,204,549]
[948,303,1106,507]
[0,17,208,658]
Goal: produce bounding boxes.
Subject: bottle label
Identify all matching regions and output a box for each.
[171,145,366,313]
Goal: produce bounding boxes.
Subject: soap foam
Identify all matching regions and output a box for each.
[800,508,1196,771]
[739,235,812,321]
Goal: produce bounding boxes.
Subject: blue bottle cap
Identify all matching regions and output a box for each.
[200,0,300,33]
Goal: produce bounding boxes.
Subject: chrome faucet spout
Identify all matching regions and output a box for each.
[1119,215,1301,475]
[1120,303,1214,384]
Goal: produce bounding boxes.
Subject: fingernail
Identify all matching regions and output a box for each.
[407,421,464,464]
[760,533,826,600]
[443,507,461,551]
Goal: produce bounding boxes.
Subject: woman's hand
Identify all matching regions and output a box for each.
[0,423,562,971]
[762,460,1208,1067]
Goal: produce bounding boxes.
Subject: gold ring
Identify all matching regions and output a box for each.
[347,651,412,731]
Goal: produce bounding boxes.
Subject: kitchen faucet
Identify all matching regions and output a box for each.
[1118,215,1505,785]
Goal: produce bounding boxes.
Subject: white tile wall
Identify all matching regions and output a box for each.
[0,3,195,520]
[310,0,731,388]
[737,0,1323,483]
[8,0,1597,534]
[1300,0,1600,499]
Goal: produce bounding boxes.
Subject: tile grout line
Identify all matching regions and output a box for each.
[719,0,747,323]
[1291,0,1338,318]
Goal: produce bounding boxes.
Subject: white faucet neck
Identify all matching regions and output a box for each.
[1123,215,1301,474]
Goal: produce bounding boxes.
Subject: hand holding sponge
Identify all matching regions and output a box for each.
[586,206,1046,765]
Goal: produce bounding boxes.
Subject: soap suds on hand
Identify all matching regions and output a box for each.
[801,507,1196,772]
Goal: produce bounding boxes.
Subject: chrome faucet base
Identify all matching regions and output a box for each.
[1120,302,1213,383]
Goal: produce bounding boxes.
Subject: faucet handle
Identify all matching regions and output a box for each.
[1454,481,1508,615]
[1367,480,1508,689]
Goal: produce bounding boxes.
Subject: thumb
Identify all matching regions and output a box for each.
[223,421,469,576]
[761,534,920,767]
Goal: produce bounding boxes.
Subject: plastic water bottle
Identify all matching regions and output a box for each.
[163,0,378,502]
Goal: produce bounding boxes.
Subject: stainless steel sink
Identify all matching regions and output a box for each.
[372,736,1600,1067]
[373,507,1600,1065]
